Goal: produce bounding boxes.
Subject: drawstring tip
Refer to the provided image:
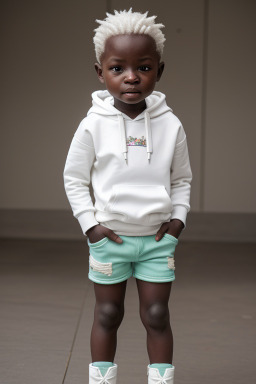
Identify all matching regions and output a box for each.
[147,153,151,162]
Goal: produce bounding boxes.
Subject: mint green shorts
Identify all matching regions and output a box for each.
[87,233,178,285]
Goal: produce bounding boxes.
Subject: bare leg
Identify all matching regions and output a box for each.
[136,279,173,363]
[91,280,127,362]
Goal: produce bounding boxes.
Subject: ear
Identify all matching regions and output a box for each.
[156,61,165,82]
[94,63,105,84]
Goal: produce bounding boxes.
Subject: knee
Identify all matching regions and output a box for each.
[97,302,124,331]
[141,303,170,331]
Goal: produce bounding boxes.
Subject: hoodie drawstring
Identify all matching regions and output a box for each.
[118,115,128,162]
[145,111,152,162]
[118,112,153,164]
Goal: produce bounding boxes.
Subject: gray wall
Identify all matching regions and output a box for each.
[1,0,256,213]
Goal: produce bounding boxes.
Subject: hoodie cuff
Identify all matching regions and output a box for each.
[171,205,189,228]
[77,211,99,236]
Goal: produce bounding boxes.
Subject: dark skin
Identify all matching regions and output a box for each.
[88,34,184,364]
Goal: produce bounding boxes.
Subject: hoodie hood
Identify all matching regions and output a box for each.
[87,90,172,163]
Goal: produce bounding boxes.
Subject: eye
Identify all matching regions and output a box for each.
[139,66,151,72]
[110,66,123,73]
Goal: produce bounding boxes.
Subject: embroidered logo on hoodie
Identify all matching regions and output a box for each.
[126,135,147,147]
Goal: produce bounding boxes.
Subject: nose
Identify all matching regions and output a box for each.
[124,69,139,84]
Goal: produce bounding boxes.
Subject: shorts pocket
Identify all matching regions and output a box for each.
[87,237,109,248]
[163,233,178,245]
[162,234,178,262]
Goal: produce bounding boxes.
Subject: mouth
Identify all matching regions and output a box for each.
[122,89,141,94]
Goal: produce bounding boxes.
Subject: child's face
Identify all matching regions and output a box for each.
[95,34,164,117]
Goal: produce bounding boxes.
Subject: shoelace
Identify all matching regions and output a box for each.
[98,379,110,384]
[155,379,168,384]
[98,371,116,384]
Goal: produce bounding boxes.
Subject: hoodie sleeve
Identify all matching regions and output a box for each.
[63,119,99,236]
[170,125,192,227]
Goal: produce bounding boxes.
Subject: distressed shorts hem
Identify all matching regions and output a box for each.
[133,273,175,283]
[88,272,132,285]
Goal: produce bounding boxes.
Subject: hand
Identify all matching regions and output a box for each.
[155,219,184,241]
[86,224,123,244]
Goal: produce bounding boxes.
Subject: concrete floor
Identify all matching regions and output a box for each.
[0,239,255,384]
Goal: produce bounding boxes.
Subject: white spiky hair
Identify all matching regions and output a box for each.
[93,8,165,62]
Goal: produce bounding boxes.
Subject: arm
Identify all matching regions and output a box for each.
[170,128,192,226]
[156,125,192,240]
[63,122,123,244]
[63,122,99,236]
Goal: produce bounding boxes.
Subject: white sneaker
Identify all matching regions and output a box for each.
[147,365,175,384]
[89,363,118,384]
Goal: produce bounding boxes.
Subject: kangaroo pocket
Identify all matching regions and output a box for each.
[104,184,173,226]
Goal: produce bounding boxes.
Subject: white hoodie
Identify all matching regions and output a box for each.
[64,90,192,236]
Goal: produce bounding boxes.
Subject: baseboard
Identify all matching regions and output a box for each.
[0,209,255,243]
